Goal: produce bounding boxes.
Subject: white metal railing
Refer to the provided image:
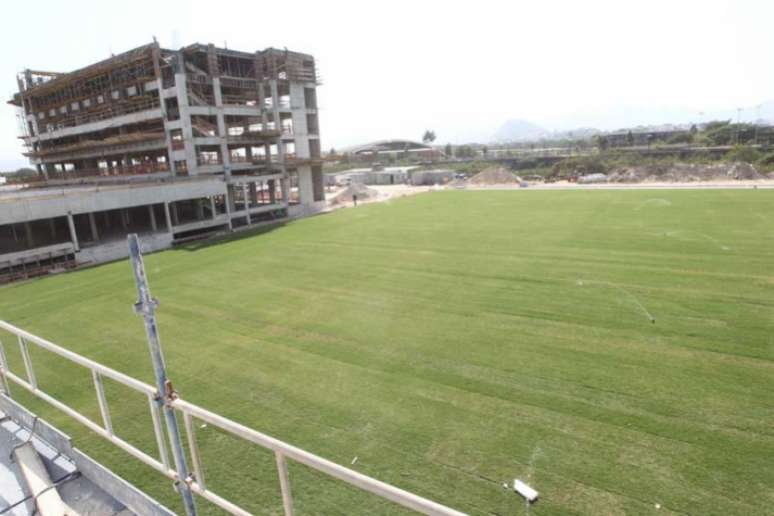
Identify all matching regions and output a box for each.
[0,320,466,516]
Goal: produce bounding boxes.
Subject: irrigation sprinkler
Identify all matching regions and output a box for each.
[128,234,198,516]
[577,278,655,324]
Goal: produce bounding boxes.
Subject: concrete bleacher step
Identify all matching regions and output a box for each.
[12,443,67,516]
[0,398,175,516]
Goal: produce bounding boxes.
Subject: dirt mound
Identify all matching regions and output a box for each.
[468,167,521,185]
[331,183,379,204]
[607,162,762,183]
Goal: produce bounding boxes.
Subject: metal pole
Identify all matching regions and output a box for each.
[127,234,198,516]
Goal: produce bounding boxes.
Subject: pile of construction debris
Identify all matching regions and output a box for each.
[606,162,763,183]
[577,173,608,184]
[330,183,379,205]
[468,167,522,185]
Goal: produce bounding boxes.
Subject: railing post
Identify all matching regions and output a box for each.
[183,411,206,491]
[128,234,197,516]
[148,394,171,471]
[17,336,37,390]
[275,451,294,516]
[0,339,11,396]
[92,370,113,435]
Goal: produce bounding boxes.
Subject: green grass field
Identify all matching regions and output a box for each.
[1,189,774,515]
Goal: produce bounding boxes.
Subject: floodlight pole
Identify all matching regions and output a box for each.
[128,234,198,516]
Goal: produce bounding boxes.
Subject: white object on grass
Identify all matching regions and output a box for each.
[513,479,538,503]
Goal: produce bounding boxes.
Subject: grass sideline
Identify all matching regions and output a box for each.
[1,189,773,515]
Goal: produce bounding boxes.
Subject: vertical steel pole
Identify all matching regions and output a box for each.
[127,234,197,516]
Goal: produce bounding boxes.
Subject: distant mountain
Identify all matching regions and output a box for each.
[492,119,548,142]
[554,101,774,133]
[487,100,774,145]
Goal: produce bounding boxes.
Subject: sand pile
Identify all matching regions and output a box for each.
[468,167,521,185]
[331,183,379,204]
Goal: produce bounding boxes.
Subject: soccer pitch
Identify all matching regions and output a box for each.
[1,189,773,515]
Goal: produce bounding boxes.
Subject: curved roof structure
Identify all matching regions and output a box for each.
[343,139,434,155]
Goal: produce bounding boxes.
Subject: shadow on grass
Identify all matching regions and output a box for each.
[177,220,288,252]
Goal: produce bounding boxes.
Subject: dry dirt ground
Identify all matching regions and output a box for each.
[324,184,437,209]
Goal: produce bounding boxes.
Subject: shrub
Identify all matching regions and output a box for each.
[724,145,763,164]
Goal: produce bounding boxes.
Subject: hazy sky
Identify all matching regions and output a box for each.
[2,0,773,170]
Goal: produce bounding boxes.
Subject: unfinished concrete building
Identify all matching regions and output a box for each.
[2,42,324,282]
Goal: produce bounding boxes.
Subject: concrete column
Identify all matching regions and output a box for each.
[171,204,179,225]
[224,191,234,232]
[281,177,289,205]
[27,113,40,139]
[154,50,177,177]
[289,83,311,159]
[67,213,80,252]
[224,185,234,211]
[24,222,34,248]
[195,199,205,220]
[242,183,251,225]
[149,205,157,232]
[88,213,99,241]
[297,165,314,206]
[164,202,173,232]
[311,165,324,202]
[213,76,224,107]
[212,77,232,179]
[249,182,258,205]
[257,79,269,128]
[270,80,281,122]
[268,179,276,204]
[174,73,198,175]
[48,219,57,239]
[210,197,217,220]
[270,81,286,164]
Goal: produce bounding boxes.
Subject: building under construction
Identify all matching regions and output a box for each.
[2,41,324,282]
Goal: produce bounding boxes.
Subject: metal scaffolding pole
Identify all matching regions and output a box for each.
[127,234,198,516]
